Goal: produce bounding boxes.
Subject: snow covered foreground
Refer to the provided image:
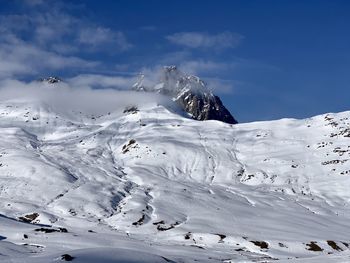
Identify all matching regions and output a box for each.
[1,100,350,262]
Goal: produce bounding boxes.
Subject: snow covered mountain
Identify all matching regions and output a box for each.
[133,66,238,124]
[0,84,350,262]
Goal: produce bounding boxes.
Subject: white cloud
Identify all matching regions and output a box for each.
[0,4,131,51]
[178,60,232,75]
[0,12,74,45]
[177,60,235,94]
[0,37,98,78]
[135,63,236,95]
[205,78,235,94]
[0,78,172,117]
[166,31,244,50]
[67,74,136,89]
[78,27,132,51]
[50,43,79,54]
[0,2,132,79]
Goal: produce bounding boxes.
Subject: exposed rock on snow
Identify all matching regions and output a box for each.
[0,97,350,262]
[133,66,237,124]
[38,76,62,84]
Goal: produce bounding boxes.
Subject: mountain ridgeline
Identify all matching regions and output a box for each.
[2,73,350,262]
[38,67,237,124]
[132,66,238,124]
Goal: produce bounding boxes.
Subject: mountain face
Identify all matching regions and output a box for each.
[133,66,238,124]
[38,76,62,84]
[1,96,350,262]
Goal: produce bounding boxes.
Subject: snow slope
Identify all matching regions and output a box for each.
[1,99,350,262]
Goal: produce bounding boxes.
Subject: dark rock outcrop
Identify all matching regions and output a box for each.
[38,76,62,84]
[176,87,237,124]
[133,66,237,124]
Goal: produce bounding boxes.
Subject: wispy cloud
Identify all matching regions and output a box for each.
[0,36,98,78]
[136,60,236,95]
[166,31,244,50]
[0,1,245,99]
[67,74,136,89]
[178,60,234,75]
[78,27,132,51]
[205,78,236,94]
[0,78,170,117]
[0,1,132,79]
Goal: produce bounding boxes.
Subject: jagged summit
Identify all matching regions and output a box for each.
[34,69,237,124]
[133,66,238,124]
[38,76,62,84]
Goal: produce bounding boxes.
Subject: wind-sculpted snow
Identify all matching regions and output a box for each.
[0,99,350,262]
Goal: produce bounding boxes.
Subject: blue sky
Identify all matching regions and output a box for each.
[0,0,349,122]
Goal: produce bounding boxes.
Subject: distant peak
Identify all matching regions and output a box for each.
[38,76,62,84]
[163,65,178,72]
[132,73,146,91]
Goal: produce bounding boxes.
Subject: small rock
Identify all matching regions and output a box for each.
[61,254,74,261]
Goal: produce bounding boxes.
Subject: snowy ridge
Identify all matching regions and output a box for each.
[0,99,350,262]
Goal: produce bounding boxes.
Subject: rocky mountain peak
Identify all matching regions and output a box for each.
[38,76,62,84]
[133,66,238,124]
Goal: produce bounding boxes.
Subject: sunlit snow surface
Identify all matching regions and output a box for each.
[1,100,350,262]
